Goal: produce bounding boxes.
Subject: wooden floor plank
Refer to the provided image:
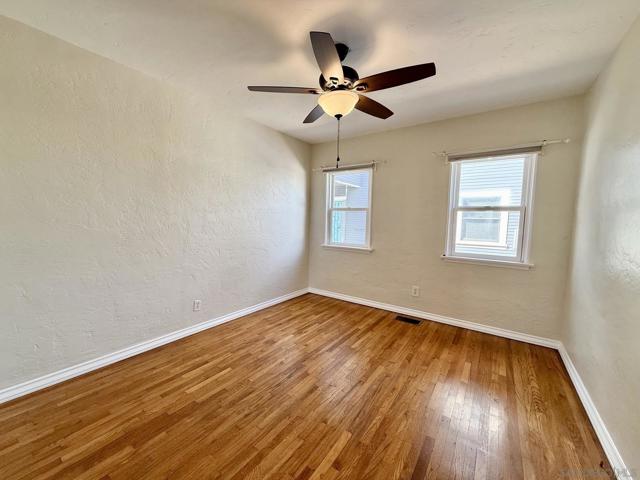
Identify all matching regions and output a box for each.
[0,294,612,479]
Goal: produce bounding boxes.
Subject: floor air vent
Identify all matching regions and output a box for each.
[396,315,421,325]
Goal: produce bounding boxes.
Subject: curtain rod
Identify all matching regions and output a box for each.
[313,160,381,173]
[433,138,571,159]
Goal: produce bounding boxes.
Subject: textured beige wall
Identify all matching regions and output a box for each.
[563,17,640,469]
[310,97,584,339]
[0,17,310,389]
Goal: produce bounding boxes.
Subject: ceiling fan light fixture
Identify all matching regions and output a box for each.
[318,90,359,117]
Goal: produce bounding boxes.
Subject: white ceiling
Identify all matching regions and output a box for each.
[2,0,639,143]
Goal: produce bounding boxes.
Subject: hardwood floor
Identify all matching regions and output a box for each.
[0,294,612,479]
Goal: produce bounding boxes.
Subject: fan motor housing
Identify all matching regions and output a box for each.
[319,65,359,90]
[335,43,349,61]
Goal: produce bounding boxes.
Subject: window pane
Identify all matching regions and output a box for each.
[331,170,370,208]
[458,156,525,207]
[460,210,502,243]
[454,210,521,258]
[330,210,368,246]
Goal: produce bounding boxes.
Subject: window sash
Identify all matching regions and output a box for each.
[325,210,371,247]
[445,154,536,263]
[453,206,523,212]
[453,208,526,260]
[327,207,369,212]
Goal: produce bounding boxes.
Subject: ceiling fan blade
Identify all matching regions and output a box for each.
[355,95,394,119]
[354,62,436,92]
[303,104,324,124]
[247,86,321,94]
[309,32,344,84]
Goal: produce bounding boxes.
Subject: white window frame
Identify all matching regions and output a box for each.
[444,153,537,267]
[323,167,373,251]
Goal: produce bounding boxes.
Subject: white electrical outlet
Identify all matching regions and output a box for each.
[411,285,420,297]
[192,300,201,312]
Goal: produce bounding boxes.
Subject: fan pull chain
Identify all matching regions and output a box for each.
[336,114,342,169]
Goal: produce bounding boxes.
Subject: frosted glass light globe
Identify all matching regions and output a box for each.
[318,90,359,117]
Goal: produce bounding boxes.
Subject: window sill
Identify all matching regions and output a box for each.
[440,255,533,270]
[321,244,374,253]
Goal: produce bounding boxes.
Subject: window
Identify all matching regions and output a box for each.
[324,168,372,249]
[445,153,537,265]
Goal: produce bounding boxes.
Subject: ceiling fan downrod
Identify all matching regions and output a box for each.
[335,114,342,169]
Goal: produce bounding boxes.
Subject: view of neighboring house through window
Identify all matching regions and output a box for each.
[325,168,372,249]
[445,153,537,263]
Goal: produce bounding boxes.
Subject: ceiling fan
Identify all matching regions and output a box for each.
[248,31,436,123]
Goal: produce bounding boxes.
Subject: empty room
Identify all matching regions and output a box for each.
[1,1,639,479]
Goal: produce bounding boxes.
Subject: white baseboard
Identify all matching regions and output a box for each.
[558,345,632,479]
[308,287,560,349]
[308,287,630,479]
[0,288,309,405]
